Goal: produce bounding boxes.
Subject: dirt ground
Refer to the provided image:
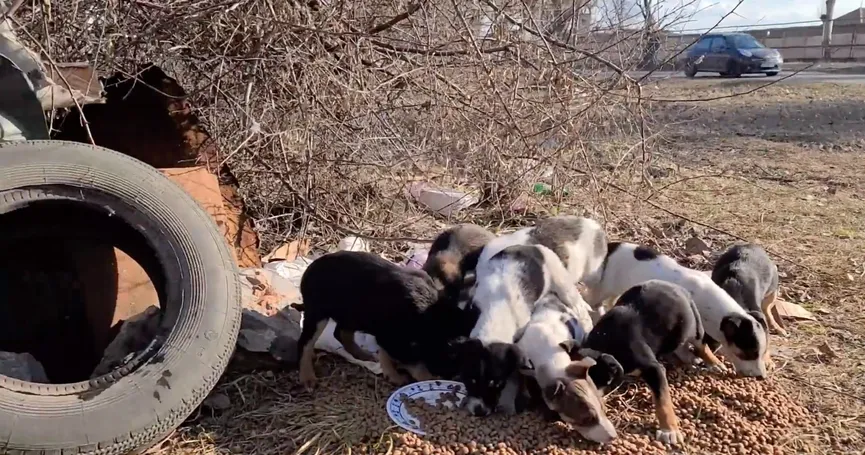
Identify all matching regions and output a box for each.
[149,82,865,455]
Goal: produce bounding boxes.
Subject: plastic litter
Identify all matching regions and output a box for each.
[406,182,478,217]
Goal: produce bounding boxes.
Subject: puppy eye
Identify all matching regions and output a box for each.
[488,380,495,387]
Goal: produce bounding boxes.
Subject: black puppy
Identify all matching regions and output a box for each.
[712,243,784,337]
[297,251,477,389]
[450,337,533,416]
[561,280,704,446]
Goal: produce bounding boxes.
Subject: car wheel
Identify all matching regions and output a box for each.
[726,60,742,78]
[0,140,242,455]
[684,63,698,78]
[765,71,779,77]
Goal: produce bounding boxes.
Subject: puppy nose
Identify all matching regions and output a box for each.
[471,406,491,417]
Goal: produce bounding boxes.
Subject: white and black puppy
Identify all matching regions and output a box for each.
[423,223,496,301]
[297,251,478,389]
[585,242,769,378]
[477,216,608,317]
[563,280,705,446]
[513,281,617,443]
[712,243,785,337]
[455,243,581,417]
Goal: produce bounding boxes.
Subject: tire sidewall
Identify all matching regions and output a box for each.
[0,140,241,454]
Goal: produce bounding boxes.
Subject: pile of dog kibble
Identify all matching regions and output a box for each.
[292,358,822,455]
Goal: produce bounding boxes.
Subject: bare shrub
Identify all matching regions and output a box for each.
[11,0,680,252]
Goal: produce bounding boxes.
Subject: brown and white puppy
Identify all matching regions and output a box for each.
[297,251,478,389]
[584,242,769,379]
[563,280,705,446]
[712,243,785,337]
[476,216,609,319]
[423,223,495,299]
[514,287,616,443]
[457,243,592,418]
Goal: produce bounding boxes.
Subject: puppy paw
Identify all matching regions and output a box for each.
[706,363,729,374]
[498,401,518,415]
[299,371,318,391]
[656,429,684,445]
[673,346,698,366]
[385,372,413,386]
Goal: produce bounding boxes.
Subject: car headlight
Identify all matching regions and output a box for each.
[739,49,753,57]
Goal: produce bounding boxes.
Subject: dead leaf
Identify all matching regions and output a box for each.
[263,239,311,263]
[774,299,816,321]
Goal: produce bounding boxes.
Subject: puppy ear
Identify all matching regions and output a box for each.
[596,354,625,394]
[564,357,596,379]
[747,310,768,331]
[446,337,470,361]
[508,345,534,371]
[558,339,579,355]
[720,314,741,341]
[543,381,567,400]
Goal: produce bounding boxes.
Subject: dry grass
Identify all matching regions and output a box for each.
[149,356,829,455]
[148,81,865,455]
[9,0,865,452]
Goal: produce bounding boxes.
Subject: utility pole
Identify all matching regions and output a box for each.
[821,0,837,61]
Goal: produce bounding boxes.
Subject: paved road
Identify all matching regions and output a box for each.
[633,70,865,85]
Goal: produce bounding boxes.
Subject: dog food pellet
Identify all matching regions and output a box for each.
[263,358,824,455]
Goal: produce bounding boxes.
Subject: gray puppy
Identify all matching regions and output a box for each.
[712,243,785,337]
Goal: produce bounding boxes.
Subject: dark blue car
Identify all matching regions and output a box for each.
[681,33,783,78]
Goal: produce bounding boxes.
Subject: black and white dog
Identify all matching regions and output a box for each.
[583,242,769,378]
[712,243,785,337]
[476,215,609,319]
[563,280,705,446]
[512,274,617,443]
[297,251,478,389]
[454,244,595,416]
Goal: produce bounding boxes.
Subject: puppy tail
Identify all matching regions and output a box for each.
[688,296,705,342]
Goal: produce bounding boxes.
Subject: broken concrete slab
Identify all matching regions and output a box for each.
[237,267,303,367]
[91,306,162,378]
[238,307,302,366]
[0,351,49,383]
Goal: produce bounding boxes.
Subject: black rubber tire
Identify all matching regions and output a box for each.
[765,71,779,77]
[0,140,242,454]
[684,63,697,78]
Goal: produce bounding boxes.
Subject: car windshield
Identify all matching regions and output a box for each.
[730,34,765,49]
